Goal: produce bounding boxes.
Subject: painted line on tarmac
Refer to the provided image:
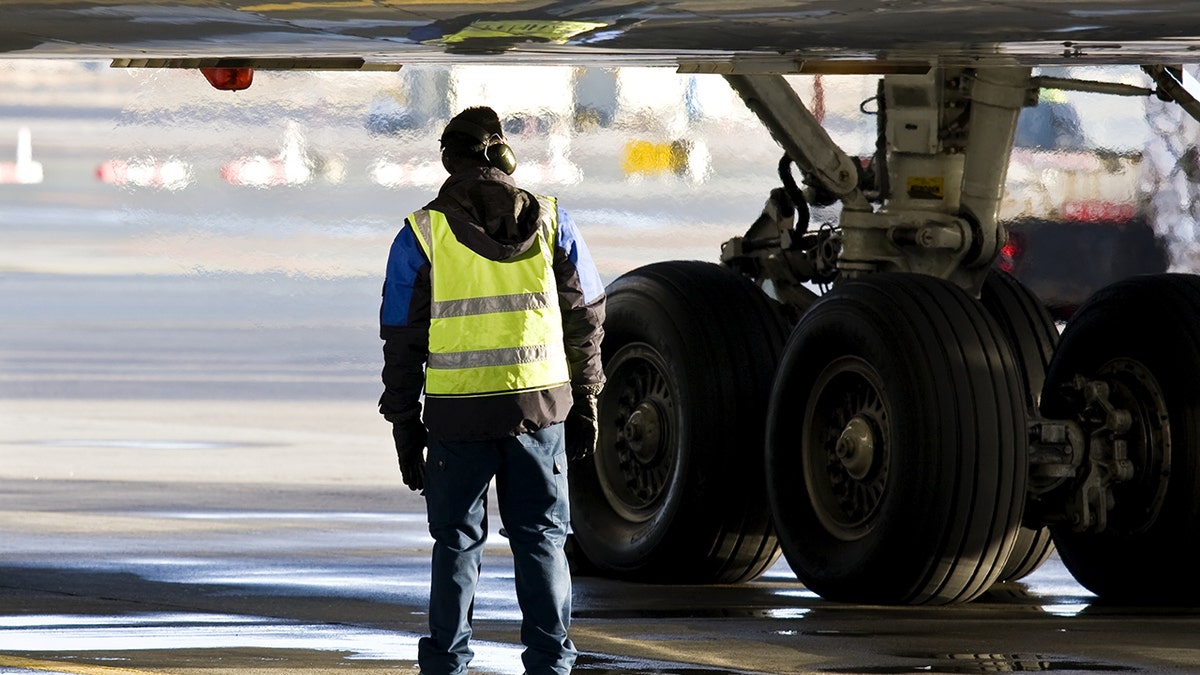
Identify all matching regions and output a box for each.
[0,656,175,675]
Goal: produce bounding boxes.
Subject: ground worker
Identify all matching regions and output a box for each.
[378,105,606,675]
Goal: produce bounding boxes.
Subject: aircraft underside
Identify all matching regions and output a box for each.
[7,0,1200,605]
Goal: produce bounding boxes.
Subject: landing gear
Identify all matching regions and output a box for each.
[572,63,1200,606]
[569,261,788,583]
[1041,275,1200,604]
[765,274,1028,605]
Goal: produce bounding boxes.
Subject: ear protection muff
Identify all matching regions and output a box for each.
[442,118,517,175]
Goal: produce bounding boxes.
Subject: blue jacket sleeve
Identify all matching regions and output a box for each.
[379,221,431,421]
[554,206,606,392]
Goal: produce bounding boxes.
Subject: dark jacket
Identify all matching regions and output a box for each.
[379,165,606,441]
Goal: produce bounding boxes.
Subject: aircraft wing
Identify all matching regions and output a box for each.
[6,1,1200,67]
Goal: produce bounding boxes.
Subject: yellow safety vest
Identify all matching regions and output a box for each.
[408,198,571,397]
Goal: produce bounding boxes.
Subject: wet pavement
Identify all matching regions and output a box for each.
[2,272,1200,675]
[3,401,1200,675]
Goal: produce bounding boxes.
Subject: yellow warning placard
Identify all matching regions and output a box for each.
[438,20,607,45]
[907,176,945,200]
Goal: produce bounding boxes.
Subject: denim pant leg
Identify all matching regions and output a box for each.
[495,424,577,675]
[420,436,499,675]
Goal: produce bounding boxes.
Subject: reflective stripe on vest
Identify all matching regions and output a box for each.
[409,199,570,397]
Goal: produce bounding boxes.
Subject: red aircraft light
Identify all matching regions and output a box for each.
[998,233,1023,274]
[201,67,254,91]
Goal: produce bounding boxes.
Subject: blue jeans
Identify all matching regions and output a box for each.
[418,424,577,675]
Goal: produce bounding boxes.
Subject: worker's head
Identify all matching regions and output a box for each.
[440,106,516,175]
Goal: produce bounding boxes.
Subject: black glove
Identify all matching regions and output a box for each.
[565,390,600,461]
[391,412,427,492]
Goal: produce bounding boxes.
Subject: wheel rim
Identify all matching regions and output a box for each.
[598,342,678,524]
[1096,357,1171,534]
[801,356,891,542]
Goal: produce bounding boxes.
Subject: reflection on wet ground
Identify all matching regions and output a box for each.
[821,656,1127,673]
[0,607,778,674]
[0,612,418,658]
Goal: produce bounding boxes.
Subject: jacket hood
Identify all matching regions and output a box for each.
[426,165,543,262]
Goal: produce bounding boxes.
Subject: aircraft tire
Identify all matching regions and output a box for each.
[766,273,1028,604]
[980,270,1058,583]
[569,260,787,583]
[1042,274,1200,604]
[997,524,1056,584]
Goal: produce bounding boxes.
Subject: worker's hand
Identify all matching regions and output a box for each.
[565,389,600,461]
[392,413,427,492]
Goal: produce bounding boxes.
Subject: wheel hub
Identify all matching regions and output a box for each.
[1096,357,1171,534]
[836,415,877,481]
[596,343,678,524]
[624,402,663,464]
[802,357,891,541]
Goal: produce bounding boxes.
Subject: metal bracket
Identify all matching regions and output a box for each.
[1033,377,1137,533]
[1028,418,1086,496]
[720,187,828,312]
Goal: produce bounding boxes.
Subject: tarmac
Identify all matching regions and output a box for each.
[3,396,1200,674]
